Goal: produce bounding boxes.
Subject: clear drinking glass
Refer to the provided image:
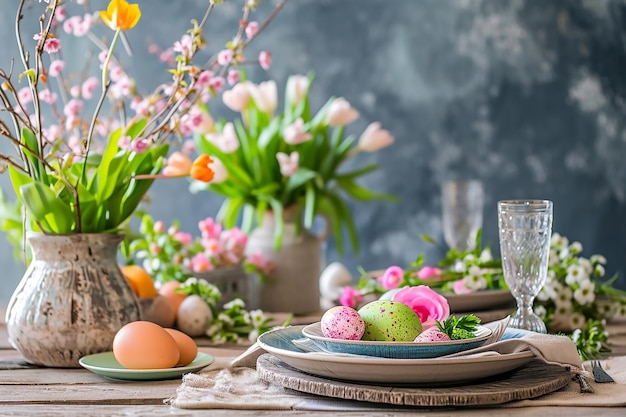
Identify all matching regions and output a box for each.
[441,180,484,251]
[497,200,553,333]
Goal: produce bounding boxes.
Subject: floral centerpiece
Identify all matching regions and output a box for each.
[190,74,396,254]
[0,0,286,366]
[341,231,626,359]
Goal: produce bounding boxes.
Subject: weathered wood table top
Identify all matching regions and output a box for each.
[1,310,626,417]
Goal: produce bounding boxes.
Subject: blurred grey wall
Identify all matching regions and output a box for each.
[2,0,626,304]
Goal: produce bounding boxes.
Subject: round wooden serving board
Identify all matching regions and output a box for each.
[257,354,572,407]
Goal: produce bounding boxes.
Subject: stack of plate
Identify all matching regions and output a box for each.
[256,325,571,407]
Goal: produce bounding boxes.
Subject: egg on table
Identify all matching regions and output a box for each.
[358,300,423,342]
[113,321,180,369]
[165,328,198,366]
[320,306,365,340]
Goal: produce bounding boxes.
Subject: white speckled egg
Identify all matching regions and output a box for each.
[176,295,213,337]
[358,300,422,342]
[320,306,365,340]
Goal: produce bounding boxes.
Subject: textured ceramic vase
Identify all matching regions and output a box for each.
[5,233,140,368]
[245,213,325,315]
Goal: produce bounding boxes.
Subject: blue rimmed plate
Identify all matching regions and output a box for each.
[301,322,492,359]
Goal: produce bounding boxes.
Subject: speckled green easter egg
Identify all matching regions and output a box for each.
[358,300,422,342]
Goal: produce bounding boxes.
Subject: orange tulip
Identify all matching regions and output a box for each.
[100,0,141,31]
[190,154,215,183]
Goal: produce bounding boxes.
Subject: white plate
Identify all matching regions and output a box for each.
[257,326,535,385]
[79,352,214,380]
[446,289,514,312]
[301,322,491,358]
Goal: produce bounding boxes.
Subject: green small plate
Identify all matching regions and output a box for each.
[79,351,214,381]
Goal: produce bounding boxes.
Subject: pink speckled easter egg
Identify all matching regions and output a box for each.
[320,306,365,340]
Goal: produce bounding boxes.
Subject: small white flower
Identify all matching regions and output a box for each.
[571,328,582,343]
[218,313,234,327]
[555,287,573,309]
[578,258,593,275]
[565,264,588,286]
[463,254,476,264]
[594,264,605,277]
[558,247,571,260]
[249,309,266,326]
[614,304,626,320]
[590,254,607,265]
[479,249,493,263]
[242,311,252,324]
[223,298,245,309]
[463,265,487,291]
[569,312,586,330]
[569,241,583,255]
[183,277,198,286]
[573,280,595,305]
[206,322,222,337]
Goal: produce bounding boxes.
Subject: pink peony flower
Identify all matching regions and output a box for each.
[339,286,363,309]
[392,285,450,329]
[417,266,443,280]
[377,265,404,290]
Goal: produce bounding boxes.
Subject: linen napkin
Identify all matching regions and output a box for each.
[445,327,583,374]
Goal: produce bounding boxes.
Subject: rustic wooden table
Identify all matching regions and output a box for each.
[1,310,625,416]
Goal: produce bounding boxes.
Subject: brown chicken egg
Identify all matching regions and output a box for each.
[165,328,198,366]
[113,321,180,369]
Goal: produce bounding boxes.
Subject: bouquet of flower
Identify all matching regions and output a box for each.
[121,211,273,284]
[0,0,284,242]
[190,74,396,254]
